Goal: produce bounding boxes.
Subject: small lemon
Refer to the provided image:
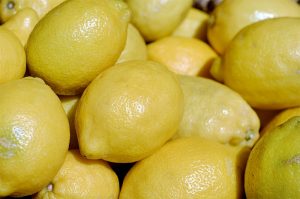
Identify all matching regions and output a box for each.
[60,95,81,149]
[0,27,26,84]
[174,75,260,147]
[0,0,65,23]
[148,36,217,77]
[126,0,193,41]
[116,24,147,64]
[220,17,300,110]
[26,0,130,95]
[172,8,209,40]
[207,0,300,54]
[34,150,119,199]
[119,137,244,199]
[245,116,300,198]
[262,106,300,135]
[75,60,184,163]
[0,77,69,197]
[2,8,39,46]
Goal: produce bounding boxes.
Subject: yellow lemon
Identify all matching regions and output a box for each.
[262,106,300,135]
[60,95,81,149]
[207,0,300,54]
[0,0,65,23]
[116,24,147,64]
[34,150,119,199]
[119,137,244,199]
[2,8,39,46]
[148,36,217,77]
[126,0,193,41]
[172,8,209,40]
[0,77,69,197]
[0,27,26,84]
[75,60,184,163]
[174,75,260,147]
[245,116,300,198]
[220,17,300,110]
[26,0,130,95]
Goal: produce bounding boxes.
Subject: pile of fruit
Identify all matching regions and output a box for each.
[1,0,300,198]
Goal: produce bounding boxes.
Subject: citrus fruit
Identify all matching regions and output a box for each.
[75,60,184,163]
[0,77,69,197]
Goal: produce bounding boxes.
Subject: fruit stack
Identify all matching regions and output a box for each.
[0,0,300,198]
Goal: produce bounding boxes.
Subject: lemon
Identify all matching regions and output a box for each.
[116,24,147,64]
[207,0,300,54]
[2,8,39,46]
[60,95,80,149]
[0,0,65,23]
[220,17,300,110]
[245,116,300,198]
[75,60,184,163]
[148,36,217,77]
[34,150,119,199]
[26,0,130,95]
[119,137,243,199]
[262,107,300,135]
[0,77,69,197]
[126,0,193,41]
[174,75,260,147]
[172,8,209,40]
[0,27,26,84]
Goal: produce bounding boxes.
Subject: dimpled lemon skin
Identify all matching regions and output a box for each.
[174,75,260,148]
[34,150,119,199]
[147,36,217,77]
[119,137,243,199]
[0,27,26,84]
[26,0,130,95]
[222,17,300,110]
[207,0,300,54]
[126,0,193,42]
[75,60,184,163]
[0,77,70,197]
[245,116,300,199]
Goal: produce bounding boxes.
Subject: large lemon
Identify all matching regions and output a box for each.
[0,77,69,197]
[245,116,300,198]
[75,60,184,163]
[207,0,300,54]
[126,0,193,41]
[26,0,130,95]
[120,137,244,199]
[0,27,26,84]
[221,17,300,110]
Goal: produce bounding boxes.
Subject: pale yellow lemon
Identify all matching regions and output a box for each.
[245,116,300,198]
[0,27,25,84]
[126,0,193,41]
[26,0,130,95]
[116,24,147,64]
[220,17,300,110]
[172,8,209,40]
[34,150,119,199]
[174,75,260,148]
[261,107,300,135]
[60,95,80,149]
[2,8,39,46]
[207,0,300,54]
[0,0,65,23]
[148,36,217,77]
[0,77,69,197]
[75,60,184,163]
[119,137,243,199]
